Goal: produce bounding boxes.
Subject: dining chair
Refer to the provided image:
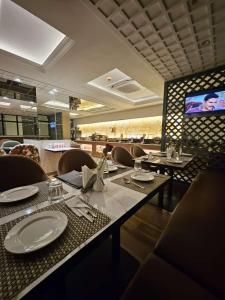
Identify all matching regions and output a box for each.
[58,149,97,175]
[0,155,48,192]
[1,140,20,154]
[111,146,134,167]
[10,144,41,163]
[130,144,147,158]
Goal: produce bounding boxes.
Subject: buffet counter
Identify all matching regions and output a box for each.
[75,140,160,157]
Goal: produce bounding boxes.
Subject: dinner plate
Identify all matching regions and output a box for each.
[4,211,68,254]
[166,159,183,164]
[0,185,39,203]
[108,165,118,172]
[131,173,154,182]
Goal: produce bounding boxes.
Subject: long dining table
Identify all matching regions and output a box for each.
[0,168,170,300]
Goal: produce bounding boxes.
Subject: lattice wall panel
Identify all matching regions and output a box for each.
[162,65,225,183]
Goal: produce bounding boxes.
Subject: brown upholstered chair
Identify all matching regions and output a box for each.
[0,155,48,192]
[58,149,97,175]
[130,145,147,158]
[10,144,40,163]
[111,146,134,167]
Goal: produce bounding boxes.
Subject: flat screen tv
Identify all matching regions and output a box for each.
[184,86,225,117]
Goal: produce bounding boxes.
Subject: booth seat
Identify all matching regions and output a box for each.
[122,169,225,300]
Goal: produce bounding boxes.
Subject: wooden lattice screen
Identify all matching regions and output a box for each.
[161,65,225,183]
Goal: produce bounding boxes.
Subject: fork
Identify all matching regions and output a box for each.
[123,177,145,189]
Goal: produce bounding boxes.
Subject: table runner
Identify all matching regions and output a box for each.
[0,201,110,300]
[111,172,170,195]
[0,181,67,218]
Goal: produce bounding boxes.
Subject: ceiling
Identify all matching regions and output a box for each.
[0,0,224,119]
[87,0,225,80]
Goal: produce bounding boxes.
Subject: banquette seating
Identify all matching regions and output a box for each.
[122,169,225,300]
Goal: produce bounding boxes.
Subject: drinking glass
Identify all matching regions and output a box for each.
[134,159,142,172]
[166,147,172,160]
[48,179,63,202]
[148,152,153,161]
[175,151,180,161]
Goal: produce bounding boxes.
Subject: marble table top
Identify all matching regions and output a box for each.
[0,170,169,299]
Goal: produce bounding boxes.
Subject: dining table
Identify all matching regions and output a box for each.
[139,152,194,201]
[0,167,170,300]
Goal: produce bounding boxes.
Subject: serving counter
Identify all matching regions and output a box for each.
[75,140,160,157]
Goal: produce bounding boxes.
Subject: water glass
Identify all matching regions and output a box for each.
[166,147,172,160]
[48,179,63,202]
[174,151,180,161]
[148,152,153,161]
[134,159,142,172]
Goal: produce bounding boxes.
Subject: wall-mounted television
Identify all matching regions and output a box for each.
[184,86,225,117]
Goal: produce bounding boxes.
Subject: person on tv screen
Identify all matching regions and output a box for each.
[186,93,219,113]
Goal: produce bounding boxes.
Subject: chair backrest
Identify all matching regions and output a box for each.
[1,140,20,153]
[58,149,97,175]
[0,148,6,156]
[111,146,134,167]
[0,155,48,192]
[10,144,40,163]
[130,145,146,158]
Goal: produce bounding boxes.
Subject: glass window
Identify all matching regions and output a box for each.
[4,115,17,121]
[39,122,49,136]
[0,121,3,135]
[18,123,23,136]
[21,116,35,123]
[38,115,48,121]
[4,122,17,135]
[22,123,36,136]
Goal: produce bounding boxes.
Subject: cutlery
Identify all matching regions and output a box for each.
[70,207,82,217]
[71,203,97,218]
[76,208,93,222]
[123,177,145,189]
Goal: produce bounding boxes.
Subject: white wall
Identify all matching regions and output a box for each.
[75,104,163,125]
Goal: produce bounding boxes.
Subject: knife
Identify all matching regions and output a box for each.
[76,208,93,222]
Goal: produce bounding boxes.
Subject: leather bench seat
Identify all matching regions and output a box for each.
[122,170,225,299]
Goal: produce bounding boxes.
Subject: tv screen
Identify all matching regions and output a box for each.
[184,87,225,117]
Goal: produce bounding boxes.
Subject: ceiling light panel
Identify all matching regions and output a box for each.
[0,0,65,64]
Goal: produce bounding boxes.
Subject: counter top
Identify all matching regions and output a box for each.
[75,140,160,147]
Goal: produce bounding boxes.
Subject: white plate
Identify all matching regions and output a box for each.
[108,165,118,172]
[166,159,183,164]
[4,211,68,254]
[131,173,154,182]
[0,185,39,203]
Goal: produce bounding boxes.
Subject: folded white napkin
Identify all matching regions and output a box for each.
[81,165,96,188]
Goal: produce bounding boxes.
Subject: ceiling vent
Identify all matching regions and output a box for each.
[88,68,159,103]
[111,79,140,94]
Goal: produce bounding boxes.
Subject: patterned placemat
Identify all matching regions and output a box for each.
[111,173,170,195]
[0,181,67,218]
[0,202,110,300]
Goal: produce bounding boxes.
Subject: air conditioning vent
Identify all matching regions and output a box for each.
[111,80,141,94]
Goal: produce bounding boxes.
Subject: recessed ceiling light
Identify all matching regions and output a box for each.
[20,105,31,109]
[0,101,10,106]
[43,100,69,109]
[15,78,22,83]
[78,104,104,111]
[48,90,55,95]
[29,101,35,104]
[52,88,58,93]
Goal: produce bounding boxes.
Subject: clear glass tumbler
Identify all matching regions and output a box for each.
[134,159,142,172]
[48,179,63,203]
